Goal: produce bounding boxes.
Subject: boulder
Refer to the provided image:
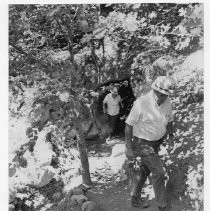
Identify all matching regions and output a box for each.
[77,183,90,193]
[11,165,56,188]
[33,166,56,188]
[71,194,88,205]
[81,201,97,211]
[72,188,84,195]
[56,196,74,211]
[82,120,100,140]
[64,189,73,201]
[33,141,55,166]
[24,141,55,168]
[86,124,100,140]
[9,204,15,211]
[85,190,96,201]
[53,200,67,211]
[52,192,62,202]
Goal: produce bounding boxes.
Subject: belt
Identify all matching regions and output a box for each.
[133,137,164,144]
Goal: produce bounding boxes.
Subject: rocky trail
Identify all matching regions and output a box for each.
[86,139,163,211]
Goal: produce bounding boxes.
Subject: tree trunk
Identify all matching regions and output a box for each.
[65,19,92,185]
[73,110,92,185]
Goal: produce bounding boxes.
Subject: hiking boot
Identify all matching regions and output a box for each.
[131,196,149,208]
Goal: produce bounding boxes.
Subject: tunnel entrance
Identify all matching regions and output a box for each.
[96,77,136,136]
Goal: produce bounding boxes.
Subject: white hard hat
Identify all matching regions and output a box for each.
[151,76,176,95]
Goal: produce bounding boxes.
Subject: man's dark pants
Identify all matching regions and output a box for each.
[107,114,118,137]
[130,136,166,208]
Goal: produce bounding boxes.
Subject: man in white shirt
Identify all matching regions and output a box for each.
[103,87,122,139]
[125,76,175,211]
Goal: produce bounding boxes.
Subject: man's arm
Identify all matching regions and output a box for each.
[124,99,140,157]
[125,123,133,157]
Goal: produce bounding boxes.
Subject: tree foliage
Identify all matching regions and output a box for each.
[9,3,203,84]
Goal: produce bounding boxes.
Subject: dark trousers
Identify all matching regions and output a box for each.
[130,136,166,208]
[107,114,118,137]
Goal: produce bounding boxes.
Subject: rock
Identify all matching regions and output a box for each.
[9,166,16,177]
[9,165,55,189]
[71,194,88,205]
[81,201,97,211]
[77,184,90,193]
[78,198,88,206]
[86,124,100,140]
[65,199,75,209]
[64,189,74,201]
[9,204,15,211]
[72,188,84,195]
[33,166,56,188]
[9,187,17,203]
[56,199,65,210]
[25,140,55,167]
[54,198,75,211]
[52,192,62,202]
[85,190,97,201]
[81,120,99,140]
[19,156,28,168]
[111,144,125,157]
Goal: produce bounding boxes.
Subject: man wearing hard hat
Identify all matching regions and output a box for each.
[125,76,175,211]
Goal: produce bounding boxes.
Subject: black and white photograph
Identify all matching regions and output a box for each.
[6,2,205,211]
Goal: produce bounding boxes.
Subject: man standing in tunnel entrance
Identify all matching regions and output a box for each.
[103,87,122,139]
[125,76,175,211]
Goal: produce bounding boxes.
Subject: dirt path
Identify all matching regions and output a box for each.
[85,138,186,211]
[88,182,158,211]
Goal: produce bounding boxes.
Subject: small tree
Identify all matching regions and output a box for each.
[9,4,101,185]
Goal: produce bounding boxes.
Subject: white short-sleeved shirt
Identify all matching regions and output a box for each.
[125,90,173,141]
[103,93,121,116]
